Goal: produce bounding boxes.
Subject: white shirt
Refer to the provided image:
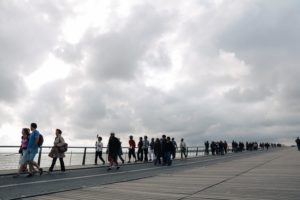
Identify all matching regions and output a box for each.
[96,141,103,152]
[180,141,186,149]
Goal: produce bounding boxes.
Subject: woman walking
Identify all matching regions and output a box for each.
[14,128,30,177]
[48,129,66,173]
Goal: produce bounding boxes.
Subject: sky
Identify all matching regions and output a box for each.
[0,0,300,147]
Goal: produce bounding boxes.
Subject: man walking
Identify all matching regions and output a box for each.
[128,135,137,163]
[95,135,105,165]
[27,123,43,177]
[143,136,150,162]
[295,137,300,151]
[107,133,120,171]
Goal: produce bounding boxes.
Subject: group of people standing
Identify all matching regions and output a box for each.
[94,133,188,170]
[16,123,67,177]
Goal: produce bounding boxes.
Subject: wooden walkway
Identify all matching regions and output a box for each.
[26,148,300,200]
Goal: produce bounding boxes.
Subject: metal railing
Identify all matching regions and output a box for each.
[0,144,281,171]
[0,145,211,171]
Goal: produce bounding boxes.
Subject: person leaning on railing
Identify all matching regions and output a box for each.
[48,129,66,173]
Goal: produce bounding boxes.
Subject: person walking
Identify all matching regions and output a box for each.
[180,138,187,159]
[205,141,209,155]
[154,138,161,165]
[48,129,66,173]
[143,136,149,162]
[27,123,43,177]
[295,137,300,151]
[117,138,125,164]
[161,135,167,164]
[137,137,143,161]
[171,138,177,159]
[107,133,120,170]
[128,135,137,163]
[165,137,173,165]
[95,135,105,165]
[149,138,155,162]
[14,128,30,177]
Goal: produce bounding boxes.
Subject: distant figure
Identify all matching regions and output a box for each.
[48,129,66,173]
[211,141,216,155]
[117,138,125,164]
[154,138,161,165]
[180,138,187,159]
[205,141,209,155]
[149,138,155,162]
[165,137,173,165]
[265,142,270,150]
[137,137,143,161]
[27,123,43,177]
[95,135,105,165]
[107,133,120,170]
[171,138,177,159]
[15,128,30,177]
[219,141,224,155]
[295,137,300,151]
[128,135,137,163]
[224,141,228,154]
[161,135,167,164]
[143,136,149,162]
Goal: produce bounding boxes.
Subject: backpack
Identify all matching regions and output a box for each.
[38,134,44,147]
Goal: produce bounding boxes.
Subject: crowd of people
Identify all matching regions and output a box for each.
[203,140,282,156]
[97,133,188,171]
[15,122,288,177]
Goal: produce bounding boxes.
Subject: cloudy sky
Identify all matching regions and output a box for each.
[0,0,299,146]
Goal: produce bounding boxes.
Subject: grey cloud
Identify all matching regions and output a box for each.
[82,4,174,81]
[0,1,72,103]
[224,87,273,103]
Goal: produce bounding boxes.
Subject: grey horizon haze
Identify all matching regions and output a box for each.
[0,0,299,146]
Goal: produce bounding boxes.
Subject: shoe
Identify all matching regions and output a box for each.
[122,160,124,164]
[107,167,112,171]
[127,161,131,163]
[39,168,43,176]
[26,173,33,178]
[116,166,120,170]
[13,174,20,178]
[103,162,105,165]
[94,163,98,165]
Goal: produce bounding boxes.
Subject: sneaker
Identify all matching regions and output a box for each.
[39,168,43,176]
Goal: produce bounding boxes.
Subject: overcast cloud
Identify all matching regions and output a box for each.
[0,0,299,146]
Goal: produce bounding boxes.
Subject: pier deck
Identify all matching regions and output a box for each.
[0,148,299,200]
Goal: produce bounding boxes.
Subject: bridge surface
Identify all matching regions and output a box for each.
[0,148,299,200]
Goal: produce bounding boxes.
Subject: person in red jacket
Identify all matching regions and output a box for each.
[128,135,137,163]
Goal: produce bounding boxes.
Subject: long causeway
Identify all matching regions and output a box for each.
[0,148,299,200]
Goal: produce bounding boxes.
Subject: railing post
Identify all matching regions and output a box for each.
[82,147,87,165]
[196,147,198,156]
[37,147,42,166]
[186,147,189,157]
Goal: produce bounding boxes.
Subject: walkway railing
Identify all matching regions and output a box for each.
[0,145,212,171]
